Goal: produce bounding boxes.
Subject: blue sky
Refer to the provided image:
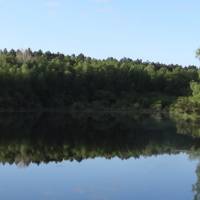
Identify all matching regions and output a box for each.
[0,0,200,66]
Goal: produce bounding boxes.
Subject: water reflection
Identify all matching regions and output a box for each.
[0,112,199,166]
[0,112,200,199]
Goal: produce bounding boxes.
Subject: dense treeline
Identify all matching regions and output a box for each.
[0,48,200,110]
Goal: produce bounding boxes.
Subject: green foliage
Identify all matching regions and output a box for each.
[0,48,199,110]
[196,48,200,60]
[170,82,200,116]
[191,82,200,98]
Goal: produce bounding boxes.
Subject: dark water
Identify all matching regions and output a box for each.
[1,112,200,200]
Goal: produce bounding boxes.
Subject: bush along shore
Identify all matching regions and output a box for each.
[0,48,200,114]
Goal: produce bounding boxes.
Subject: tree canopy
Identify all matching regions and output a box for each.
[0,48,199,111]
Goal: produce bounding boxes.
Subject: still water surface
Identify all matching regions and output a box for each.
[0,112,200,200]
[0,155,198,200]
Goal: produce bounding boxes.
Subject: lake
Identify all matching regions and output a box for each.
[0,112,200,200]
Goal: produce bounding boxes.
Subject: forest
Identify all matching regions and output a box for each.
[0,48,200,113]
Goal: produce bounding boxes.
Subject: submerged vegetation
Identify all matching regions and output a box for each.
[0,48,200,113]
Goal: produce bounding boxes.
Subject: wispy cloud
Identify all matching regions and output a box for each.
[45,0,61,14]
[90,0,112,4]
[45,0,60,10]
[89,0,113,14]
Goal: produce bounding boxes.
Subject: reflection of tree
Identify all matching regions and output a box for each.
[170,113,200,138]
[0,112,198,166]
[175,120,200,138]
[193,163,200,200]
[188,151,200,200]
